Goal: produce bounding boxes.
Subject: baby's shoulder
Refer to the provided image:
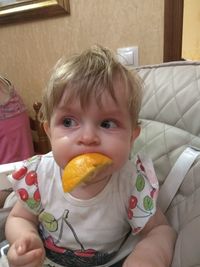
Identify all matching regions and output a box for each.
[7,152,56,214]
[117,154,159,194]
[7,152,57,195]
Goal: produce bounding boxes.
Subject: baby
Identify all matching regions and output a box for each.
[5,45,176,267]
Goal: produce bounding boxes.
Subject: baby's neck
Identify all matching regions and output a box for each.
[69,175,111,200]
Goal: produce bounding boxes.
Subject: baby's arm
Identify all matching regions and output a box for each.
[5,200,45,267]
[123,208,177,267]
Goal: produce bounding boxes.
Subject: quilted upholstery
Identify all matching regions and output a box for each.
[138,61,200,136]
[131,61,200,267]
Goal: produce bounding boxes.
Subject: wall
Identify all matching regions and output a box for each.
[182,0,200,60]
[0,0,164,114]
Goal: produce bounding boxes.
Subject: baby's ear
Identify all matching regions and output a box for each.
[43,120,51,139]
[131,126,141,145]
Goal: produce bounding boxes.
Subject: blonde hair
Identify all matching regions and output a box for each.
[42,45,143,127]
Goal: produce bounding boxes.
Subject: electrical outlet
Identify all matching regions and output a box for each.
[117,46,139,66]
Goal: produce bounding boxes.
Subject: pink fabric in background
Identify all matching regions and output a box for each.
[0,111,34,164]
[0,87,34,164]
[0,87,27,120]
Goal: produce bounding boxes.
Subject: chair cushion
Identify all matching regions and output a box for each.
[130,61,200,267]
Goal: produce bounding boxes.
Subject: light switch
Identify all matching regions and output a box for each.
[117,46,139,66]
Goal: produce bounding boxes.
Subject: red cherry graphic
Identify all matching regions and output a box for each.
[33,189,41,202]
[150,188,156,198]
[129,195,138,209]
[128,209,133,219]
[140,164,145,172]
[132,226,141,234]
[74,249,96,257]
[44,236,65,253]
[25,171,37,186]
[136,158,142,165]
[12,167,27,180]
[17,188,29,201]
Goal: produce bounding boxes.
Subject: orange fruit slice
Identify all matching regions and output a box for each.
[62,153,113,192]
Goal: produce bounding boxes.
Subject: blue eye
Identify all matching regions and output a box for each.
[63,118,77,128]
[101,120,117,129]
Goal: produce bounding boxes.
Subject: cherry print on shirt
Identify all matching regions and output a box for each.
[136,157,145,173]
[129,195,138,209]
[17,188,29,201]
[74,248,96,258]
[38,210,110,266]
[150,188,156,198]
[33,188,41,202]
[128,156,156,234]
[128,174,154,219]
[13,167,41,210]
[128,209,133,220]
[135,173,145,192]
[12,166,28,180]
[132,227,142,234]
[17,185,41,209]
[25,171,38,186]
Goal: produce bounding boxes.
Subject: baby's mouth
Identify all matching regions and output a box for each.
[61,153,113,192]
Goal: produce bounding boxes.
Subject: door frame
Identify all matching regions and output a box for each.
[164,0,184,62]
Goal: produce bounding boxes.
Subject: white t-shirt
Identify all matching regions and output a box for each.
[8,152,159,267]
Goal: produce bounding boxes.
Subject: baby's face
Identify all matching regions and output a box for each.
[44,82,140,178]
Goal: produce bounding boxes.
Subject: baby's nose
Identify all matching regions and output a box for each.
[78,126,100,146]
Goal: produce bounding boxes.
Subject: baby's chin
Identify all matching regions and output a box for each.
[82,171,112,185]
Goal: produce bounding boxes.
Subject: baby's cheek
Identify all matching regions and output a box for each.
[112,151,130,171]
[51,148,69,169]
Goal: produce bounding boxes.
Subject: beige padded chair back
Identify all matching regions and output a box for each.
[131,61,200,267]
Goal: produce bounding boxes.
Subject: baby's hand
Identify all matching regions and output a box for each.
[7,233,45,267]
